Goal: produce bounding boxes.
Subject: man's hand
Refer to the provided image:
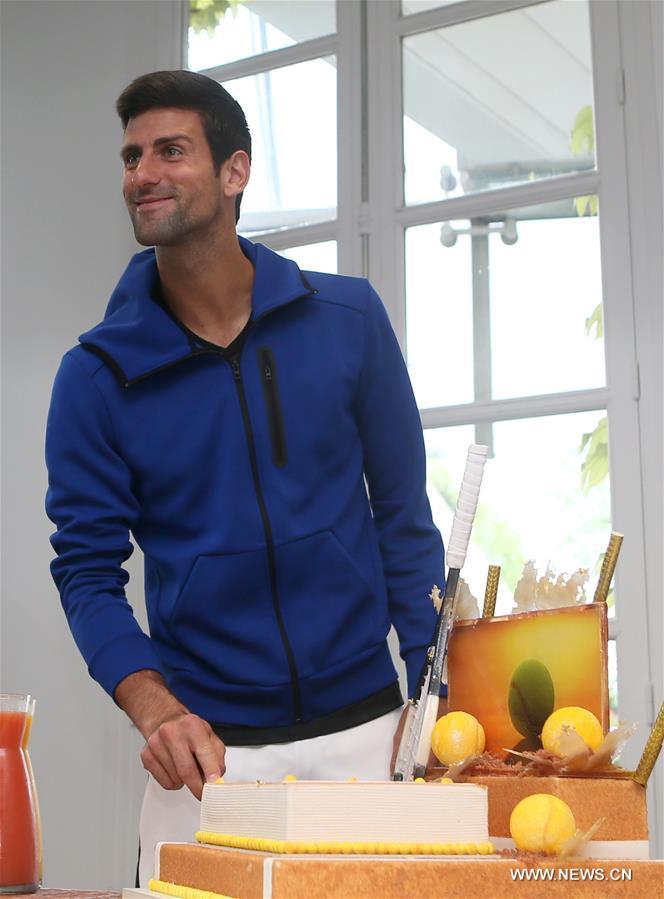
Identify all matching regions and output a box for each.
[114,669,226,800]
[141,711,226,799]
[390,695,448,776]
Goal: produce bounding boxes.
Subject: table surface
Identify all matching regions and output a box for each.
[12,891,122,898]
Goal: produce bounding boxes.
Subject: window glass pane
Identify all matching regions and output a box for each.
[227,57,337,223]
[405,198,605,409]
[277,241,338,274]
[403,0,595,204]
[424,413,611,618]
[189,0,336,71]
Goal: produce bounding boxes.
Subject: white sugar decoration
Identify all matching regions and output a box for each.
[429,580,479,620]
[429,584,443,614]
[513,561,589,612]
[455,578,480,620]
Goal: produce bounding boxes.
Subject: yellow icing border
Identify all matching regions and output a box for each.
[195,832,495,855]
[148,878,237,899]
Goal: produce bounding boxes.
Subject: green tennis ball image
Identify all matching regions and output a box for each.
[508,659,555,739]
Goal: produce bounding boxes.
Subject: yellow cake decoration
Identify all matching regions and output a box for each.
[195,832,494,855]
[148,878,236,899]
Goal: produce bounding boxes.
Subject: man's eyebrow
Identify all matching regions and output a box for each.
[120,134,194,157]
[153,134,194,148]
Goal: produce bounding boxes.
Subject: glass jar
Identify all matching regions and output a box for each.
[0,694,39,893]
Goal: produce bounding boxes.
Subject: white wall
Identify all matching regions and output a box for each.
[1,0,182,888]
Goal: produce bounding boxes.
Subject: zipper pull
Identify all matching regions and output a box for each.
[264,364,272,382]
[231,358,241,381]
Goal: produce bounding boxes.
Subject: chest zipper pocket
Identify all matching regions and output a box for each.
[259,347,287,468]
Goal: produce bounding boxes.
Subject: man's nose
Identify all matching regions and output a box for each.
[132,154,161,188]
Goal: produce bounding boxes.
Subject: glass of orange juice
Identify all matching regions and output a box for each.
[0,694,39,893]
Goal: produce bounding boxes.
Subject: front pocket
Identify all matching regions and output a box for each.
[274,530,381,677]
[169,549,291,686]
[258,347,287,467]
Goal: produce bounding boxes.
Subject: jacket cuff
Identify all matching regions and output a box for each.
[403,645,448,700]
[87,633,166,700]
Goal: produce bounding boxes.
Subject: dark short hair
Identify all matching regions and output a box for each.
[116,70,251,222]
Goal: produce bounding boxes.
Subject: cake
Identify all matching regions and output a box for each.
[122,779,662,898]
[194,779,492,854]
[133,779,493,898]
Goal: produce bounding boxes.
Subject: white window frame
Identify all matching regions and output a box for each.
[365,0,659,852]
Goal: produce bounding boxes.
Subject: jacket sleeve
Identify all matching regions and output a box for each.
[45,351,165,697]
[355,284,445,697]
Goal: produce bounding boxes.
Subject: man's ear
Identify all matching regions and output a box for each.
[222,150,250,200]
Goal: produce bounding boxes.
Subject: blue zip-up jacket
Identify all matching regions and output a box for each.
[45,237,443,729]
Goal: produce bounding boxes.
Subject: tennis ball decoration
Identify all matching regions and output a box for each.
[508,658,555,750]
[509,794,576,855]
[431,711,485,765]
[541,706,604,756]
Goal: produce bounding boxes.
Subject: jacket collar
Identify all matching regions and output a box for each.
[79,236,314,386]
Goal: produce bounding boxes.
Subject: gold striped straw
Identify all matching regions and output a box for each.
[633,702,664,787]
[482,565,501,618]
[593,532,624,603]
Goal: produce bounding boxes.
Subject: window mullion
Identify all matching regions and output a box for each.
[196,33,338,81]
[251,221,338,252]
[336,0,364,277]
[589,0,651,770]
[396,171,601,228]
[421,387,610,429]
[179,0,189,67]
[367,0,406,349]
[396,0,551,37]
[617,1,664,815]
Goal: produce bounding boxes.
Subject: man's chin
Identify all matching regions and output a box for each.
[133,234,155,247]
[132,227,178,248]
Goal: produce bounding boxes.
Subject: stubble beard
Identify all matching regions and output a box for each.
[130,202,192,248]
[130,192,224,248]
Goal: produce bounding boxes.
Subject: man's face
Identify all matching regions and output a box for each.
[121,107,223,247]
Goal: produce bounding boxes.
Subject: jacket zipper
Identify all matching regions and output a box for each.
[230,354,303,724]
[259,348,287,467]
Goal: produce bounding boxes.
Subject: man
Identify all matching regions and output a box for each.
[45,71,444,885]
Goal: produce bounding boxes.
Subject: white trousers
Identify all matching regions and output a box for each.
[138,707,402,886]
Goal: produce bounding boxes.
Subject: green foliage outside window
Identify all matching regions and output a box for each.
[579,415,608,493]
[189,0,245,35]
[571,105,598,218]
[571,104,608,498]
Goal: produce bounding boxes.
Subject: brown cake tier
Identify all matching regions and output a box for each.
[147,843,663,898]
[449,774,648,858]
